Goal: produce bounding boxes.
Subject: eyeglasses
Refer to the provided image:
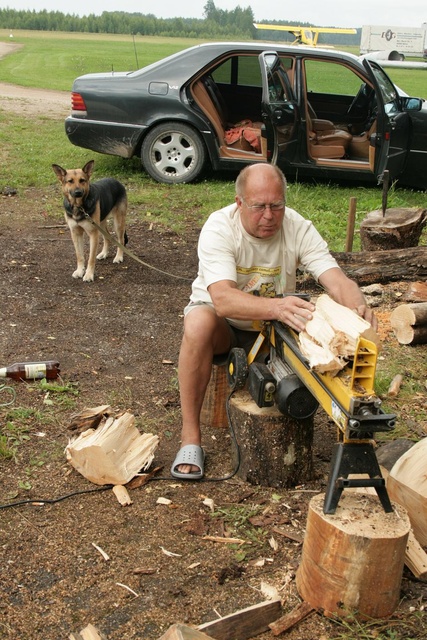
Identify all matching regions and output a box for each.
[241,199,285,213]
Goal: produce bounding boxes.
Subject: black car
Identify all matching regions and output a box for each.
[65,42,427,189]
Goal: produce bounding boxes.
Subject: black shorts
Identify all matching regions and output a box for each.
[213,323,262,365]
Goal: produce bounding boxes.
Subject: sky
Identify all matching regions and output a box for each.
[3,0,427,31]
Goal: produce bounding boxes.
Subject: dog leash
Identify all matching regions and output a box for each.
[83,212,193,282]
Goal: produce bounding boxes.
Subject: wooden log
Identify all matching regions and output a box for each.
[387,374,404,397]
[404,529,427,582]
[390,302,427,345]
[296,493,410,619]
[347,465,427,582]
[228,389,313,488]
[402,281,427,303]
[329,246,427,285]
[360,207,427,251]
[198,599,282,640]
[200,363,229,429]
[388,438,427,547]
[268,601,315,636]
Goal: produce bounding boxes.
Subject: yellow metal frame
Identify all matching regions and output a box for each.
[250,322,382,441]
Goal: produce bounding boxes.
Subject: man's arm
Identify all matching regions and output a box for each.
[318,267,377,330]
[208,280,316,332]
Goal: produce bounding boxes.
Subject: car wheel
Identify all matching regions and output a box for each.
[141,122,206,184]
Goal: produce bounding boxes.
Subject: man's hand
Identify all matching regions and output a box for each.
[354,304,378,332]
[274,296,315,332]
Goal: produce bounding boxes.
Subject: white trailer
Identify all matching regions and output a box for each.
[360,25,427,58]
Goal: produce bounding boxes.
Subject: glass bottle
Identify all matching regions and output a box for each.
[0,361,60,381]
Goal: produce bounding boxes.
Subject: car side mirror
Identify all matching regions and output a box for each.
[401,97,423,112]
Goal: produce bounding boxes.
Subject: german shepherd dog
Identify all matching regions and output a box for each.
[52,160,128,282]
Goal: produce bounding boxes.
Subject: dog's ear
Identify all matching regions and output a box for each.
[82,160,95,178]
[52,164,66,181]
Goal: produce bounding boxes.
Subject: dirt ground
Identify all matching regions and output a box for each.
[1,51,427,640]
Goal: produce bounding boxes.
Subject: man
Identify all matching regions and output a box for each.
[171,163,376,479]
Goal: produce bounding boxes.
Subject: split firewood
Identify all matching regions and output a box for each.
[388,438,427,547]
[298,294,379,374]
[67,404,113,433]
[158,624,215,640]
[387,374,404,397]
[390,302,427,345]
[198,599,282,640]
[69,623,107,640]
[268,601,315,636]
[65,411,159,485]
[112,484,133,506]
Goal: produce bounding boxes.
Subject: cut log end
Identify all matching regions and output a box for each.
[390,303,427,345]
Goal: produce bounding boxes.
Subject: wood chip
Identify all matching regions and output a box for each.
[112,485,133,506]
[202,535,250,545]
[91,542,109,561]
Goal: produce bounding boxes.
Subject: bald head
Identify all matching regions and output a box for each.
[235,164,287,200]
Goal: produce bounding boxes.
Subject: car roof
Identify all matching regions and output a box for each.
[130,41,361,80]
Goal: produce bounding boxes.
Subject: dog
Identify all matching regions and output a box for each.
[52,160,128,282]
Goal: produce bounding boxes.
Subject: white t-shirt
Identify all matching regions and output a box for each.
[186,203,339,331]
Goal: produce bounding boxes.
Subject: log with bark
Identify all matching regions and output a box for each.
[402,281,427,303]
[228,389,314,488]
[296,492,410,619]
[390,302,427,345]
[327,246,427,285]
[65,409,159,485]
[360,207,427,251]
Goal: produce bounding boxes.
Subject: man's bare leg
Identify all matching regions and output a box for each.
[175,306,231,474]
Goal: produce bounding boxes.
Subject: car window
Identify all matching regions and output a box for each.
[304,59,363,96]
[263,53,294,102]
[211,55,262,88]
[369,64,400,115]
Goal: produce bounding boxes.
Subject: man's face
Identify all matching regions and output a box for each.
[236,172,285,239]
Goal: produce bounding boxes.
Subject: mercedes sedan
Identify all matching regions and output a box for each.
[65,42,427,189]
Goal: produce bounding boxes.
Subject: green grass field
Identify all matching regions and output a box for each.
[0,29,425,251]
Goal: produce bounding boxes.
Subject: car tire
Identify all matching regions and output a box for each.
[141,122,206,184]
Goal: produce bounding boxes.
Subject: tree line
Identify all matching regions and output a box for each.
[0,3,360,44]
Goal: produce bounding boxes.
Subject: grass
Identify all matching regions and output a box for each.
[1,28,426,97]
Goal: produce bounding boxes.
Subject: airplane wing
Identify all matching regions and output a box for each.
[253,24,356,34]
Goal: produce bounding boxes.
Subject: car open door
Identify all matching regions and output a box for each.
[259,52,298,164]
[362,58,411,182]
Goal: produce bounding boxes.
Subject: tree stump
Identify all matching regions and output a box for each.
[296,492,410,619]
[200,363,229,429]
[228,389,314,488]
[360,207,426,251]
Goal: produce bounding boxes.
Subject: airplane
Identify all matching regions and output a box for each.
[253,23,357,47]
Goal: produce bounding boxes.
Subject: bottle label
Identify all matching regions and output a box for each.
[0,367,6,377]
[25,364,47,379]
